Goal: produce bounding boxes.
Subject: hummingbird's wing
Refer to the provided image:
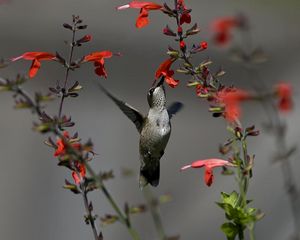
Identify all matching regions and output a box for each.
[167,102,184,119]
[98,84,144,133]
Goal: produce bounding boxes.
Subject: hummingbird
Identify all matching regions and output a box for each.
[99,77,183,188]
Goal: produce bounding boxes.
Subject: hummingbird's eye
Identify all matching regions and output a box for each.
[149,88,155,96]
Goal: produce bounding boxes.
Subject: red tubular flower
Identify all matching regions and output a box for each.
[217,88,250,122]
[84,51,113,78]
[155,58,179,88]
[181,159,234,186]
[72,162,86,184]
[117,1,163,28]
[275,83,293,112]
[211,17,239,46]
[11,52,56,78]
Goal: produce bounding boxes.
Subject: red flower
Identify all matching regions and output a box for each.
[181,159,234,186]
[72,162,86,184]
[84,51,113,78]
[11,52,56,78]
[155,58,179,88]
[117,1,163,28]
[54,131,81,157]
[217,88,250,122]
[276,83,293,112]
[177,0,191,25]
[211,17,239,46]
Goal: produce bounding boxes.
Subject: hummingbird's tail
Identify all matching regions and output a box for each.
[139,163,160,188]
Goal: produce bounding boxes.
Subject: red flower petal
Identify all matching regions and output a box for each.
[204,167,214,186]
[72,171,81,184]
[155,58,174,78]
[117,1,162,28]
[11,52,55,61]
[217,88,250,122]
[54,139,65,157]
[117,1,162,10]
[29,59,41,78]
[79,164,86,178]
[276,83,293,112]
[136,8,149,28]
[164,71,179,88]
[84,51,113,62]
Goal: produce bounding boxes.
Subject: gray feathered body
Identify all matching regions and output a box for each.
[98,78,182,188]
[139,108,171,187]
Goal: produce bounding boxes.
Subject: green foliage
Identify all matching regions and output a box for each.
[217,191,264,240]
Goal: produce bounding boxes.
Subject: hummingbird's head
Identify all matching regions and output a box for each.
[147,77,166,109]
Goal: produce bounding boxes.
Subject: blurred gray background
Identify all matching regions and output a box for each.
[0,0,300,239]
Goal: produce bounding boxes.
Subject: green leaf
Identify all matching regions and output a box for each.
[221,222,239,240]
[221,191,239,208]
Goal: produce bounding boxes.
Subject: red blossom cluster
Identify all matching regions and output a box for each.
[53,131,86,185]
[211,16,241,46]
[216,88,251,122]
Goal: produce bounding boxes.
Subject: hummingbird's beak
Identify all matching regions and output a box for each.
[156,76,165,87]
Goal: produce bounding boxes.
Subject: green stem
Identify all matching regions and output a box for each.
[143,188,167,240]
[249,223,255,240]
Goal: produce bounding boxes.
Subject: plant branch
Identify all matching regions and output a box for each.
[12,85,141,240]
[81,182,101,240]
[58,20,76,119]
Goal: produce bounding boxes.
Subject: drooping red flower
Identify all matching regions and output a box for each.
[155,58,179,88]
[181,159,234,186]
[72,162,86,184]
[11,52,56,78]
[217,88,250,122]
[211,17,239,46]
[117,1,163,28]
[275,83,293,112]
[84,51,113,78]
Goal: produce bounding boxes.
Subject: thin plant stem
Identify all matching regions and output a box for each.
[58,21,76,119]
[14,85,141,240]
[81,182,100,240]
[143,187,167,240]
